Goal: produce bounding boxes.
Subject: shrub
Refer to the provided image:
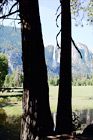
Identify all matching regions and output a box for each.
[0,109,7,127]
[72,112,81,131]
[0,53,8,87]
[49,76,59,86]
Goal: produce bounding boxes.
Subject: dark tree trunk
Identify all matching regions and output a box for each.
[19,0,54,139]
[56,0,73,134]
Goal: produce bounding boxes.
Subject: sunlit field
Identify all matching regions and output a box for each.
[49,86,93,112]
[0,86,93,139]
[72,86,93,111]
[0,86,93,115]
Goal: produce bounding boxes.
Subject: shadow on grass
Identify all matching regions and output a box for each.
[0,99,22,140]
[0,102,19,108]
[0,96,22,108]
[0,114,21,140]
[0,94,23,98]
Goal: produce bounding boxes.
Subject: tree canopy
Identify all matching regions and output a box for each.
[71,0,93,26]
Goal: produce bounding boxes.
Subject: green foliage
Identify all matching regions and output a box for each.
[3,74,11,87]
[4,67,23,88]
[0,53,8,87]
[48,76,59,86]
[71,0,93,25]
[49,73,93,86]
[72,73,93,86]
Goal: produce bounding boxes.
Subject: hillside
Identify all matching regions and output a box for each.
[0,26,22,73]
[0,26,93,76]
[72,42,93,74]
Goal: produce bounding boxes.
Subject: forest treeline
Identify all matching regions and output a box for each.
[3,68,23,88]
[3,70,93,88]
[48,73,93,86]
[72,73,93,86]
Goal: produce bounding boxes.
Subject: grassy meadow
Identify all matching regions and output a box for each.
[0,86,93,116]
[72,86,93,111]
[0,86,93,139]
[49,86,93,112]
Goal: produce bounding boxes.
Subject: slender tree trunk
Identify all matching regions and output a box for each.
[56,0,73,134]
[19,0,54,139]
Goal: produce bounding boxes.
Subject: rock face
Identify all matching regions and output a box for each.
[0,26,93,75]
[72,42,93,74]
[45,43,93,75]
[45,45,60,76]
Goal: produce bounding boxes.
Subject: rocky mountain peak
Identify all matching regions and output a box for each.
[0,26,92,75]
[45,42,93,75]
[77,42,93,62]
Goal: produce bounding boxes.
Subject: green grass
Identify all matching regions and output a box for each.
[3,102,22,116]
[0,86,93,115]
[49,86,93,112]
[49,86,59,113]
[0,86,93,139]
[72,86,93,111]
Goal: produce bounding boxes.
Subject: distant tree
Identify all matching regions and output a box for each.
[10,71,15,87]
[4,68,23,88]
[77,80,82,86]
[72,73,93,86]
[91,73,93,80]
[14,67,23,87]
[49,76,59,86]
[4,74,11,87]
[0,53,8,87]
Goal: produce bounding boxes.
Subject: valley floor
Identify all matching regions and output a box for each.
[0,86,93,140]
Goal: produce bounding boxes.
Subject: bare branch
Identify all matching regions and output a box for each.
[9,1,18,14]
[56,30,82,59]
[2,17,20,20]
[55,4,61,15]
[71,37,82,59]
[56,29,61,49]
[60,0,62,4]
[56,12,62,27]
[0,9,19,19]
[0,0,7,6]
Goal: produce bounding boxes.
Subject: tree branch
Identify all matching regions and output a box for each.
[56,12,62,27]
[71,37,82,59]
[55,4,61,15]
[2,17,20,20]
[56,29,61,49]
[0,10,19,19]
[9,2,18,14]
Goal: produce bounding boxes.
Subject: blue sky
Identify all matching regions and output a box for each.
[1,0,93,52]
[39,0,93,52]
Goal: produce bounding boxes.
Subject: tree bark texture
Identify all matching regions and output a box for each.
[19,0,54,139]
[56,0,73,134]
